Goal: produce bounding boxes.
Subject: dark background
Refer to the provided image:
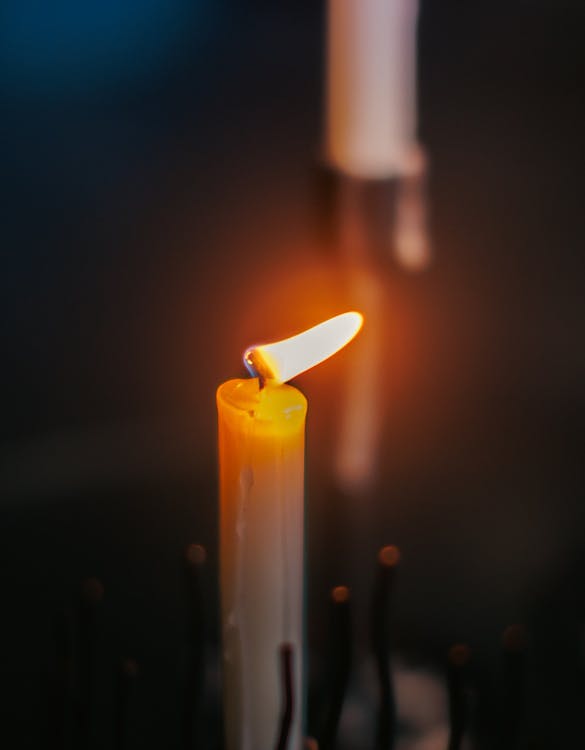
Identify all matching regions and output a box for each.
[2,1,585,747]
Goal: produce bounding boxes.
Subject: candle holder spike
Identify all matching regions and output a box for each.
[74,576,104,748]
[370,545,400,750]
[182,542,207,749]
[447,643,472,750]
[48,606,74,750]
[114,657,139,750]
[499,624,528,750]
[316,585,352,750]
[275,643,295,750]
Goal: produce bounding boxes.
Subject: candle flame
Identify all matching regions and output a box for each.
[244,311,363,385]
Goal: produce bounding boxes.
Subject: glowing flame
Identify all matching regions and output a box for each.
[244,311,363,385]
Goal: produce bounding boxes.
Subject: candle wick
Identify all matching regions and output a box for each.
[244,348,270,389]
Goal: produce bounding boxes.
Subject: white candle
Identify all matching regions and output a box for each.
[325,0,420,178]
[218,378,306,750]
[217,313,363,750]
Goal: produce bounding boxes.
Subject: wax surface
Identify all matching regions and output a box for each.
[217,378,307,750]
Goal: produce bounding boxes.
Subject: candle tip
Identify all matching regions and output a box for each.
[378,545,401,568]
[331,585,351,604]
[448,643,472,668]
[81,577,104,605]
[502,624,527,653]
[121,658,139,678]
[185,543,207,566]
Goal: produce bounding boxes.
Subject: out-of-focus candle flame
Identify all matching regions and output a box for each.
[244,311,363,385]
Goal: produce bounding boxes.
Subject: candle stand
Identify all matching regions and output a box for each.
[45,539,542,750]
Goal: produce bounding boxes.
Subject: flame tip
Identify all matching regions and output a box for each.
[243,310,363,383]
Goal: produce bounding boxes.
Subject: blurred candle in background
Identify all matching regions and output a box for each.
[325,0,429,493]
[217,313,362,750]
[325,0,419,178]
[325,0,430,274]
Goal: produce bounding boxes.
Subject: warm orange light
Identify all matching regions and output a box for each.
[244,311,363,385]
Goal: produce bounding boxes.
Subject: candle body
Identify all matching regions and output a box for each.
[217,378,307,750]
[326,0,420,178]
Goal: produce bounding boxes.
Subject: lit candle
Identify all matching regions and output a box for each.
[217,312,363,750]
[325,0,420,178]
